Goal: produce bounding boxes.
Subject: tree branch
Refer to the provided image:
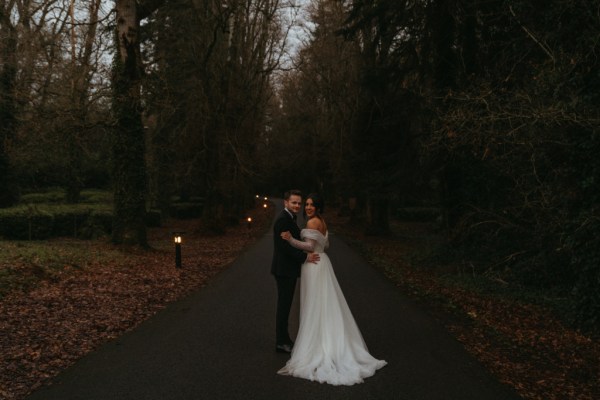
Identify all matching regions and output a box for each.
[508,5,555,65]
[138,0,166,21]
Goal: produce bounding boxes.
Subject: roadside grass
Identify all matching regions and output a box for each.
[0,240,128,299]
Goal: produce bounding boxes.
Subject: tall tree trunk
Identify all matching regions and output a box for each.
[111,0,148,245]
[0,19,18,207]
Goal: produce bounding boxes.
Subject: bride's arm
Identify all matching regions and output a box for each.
[287,236,316,252]
[280,231,316,252]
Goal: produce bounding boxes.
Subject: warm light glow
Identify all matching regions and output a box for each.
[174,236,182,244]
[255,194,259,198]
[247,217,252,223]
[263,203,267,208]
[264,196,268,200]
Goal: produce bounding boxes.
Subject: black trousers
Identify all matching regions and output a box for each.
[275,276,297,345]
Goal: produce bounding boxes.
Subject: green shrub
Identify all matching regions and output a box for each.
[0,190,169,240]
[0,204,113,240]
[0,206,54,240]
[80,189,112,204]
[20,189,65,204]
[19,188,112,205]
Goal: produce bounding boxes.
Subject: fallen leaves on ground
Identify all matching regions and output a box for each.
[328,213,599,400]
[0,207,272,400]
[3,206,598,400]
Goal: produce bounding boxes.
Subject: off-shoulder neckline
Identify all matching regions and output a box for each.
[301,228,328,236]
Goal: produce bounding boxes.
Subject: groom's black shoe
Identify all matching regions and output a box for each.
[275,343,293,353]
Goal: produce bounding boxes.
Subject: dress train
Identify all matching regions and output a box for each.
[277,229,386,385]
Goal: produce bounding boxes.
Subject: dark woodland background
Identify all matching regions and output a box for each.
[1,0,598,329]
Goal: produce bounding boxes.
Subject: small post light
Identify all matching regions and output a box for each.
[247,217,252,230]
[263,203,268,209]
[172,231,185,268]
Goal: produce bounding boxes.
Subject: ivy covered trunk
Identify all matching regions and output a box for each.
[111,0,147,245]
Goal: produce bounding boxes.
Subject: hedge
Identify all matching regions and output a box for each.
[0,205,115,240]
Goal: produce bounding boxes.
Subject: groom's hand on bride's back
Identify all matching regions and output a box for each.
[281,231,291,241]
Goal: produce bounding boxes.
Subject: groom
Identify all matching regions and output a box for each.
[271,190,319,353]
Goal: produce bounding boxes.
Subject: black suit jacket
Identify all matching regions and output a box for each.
[271,209,306,278]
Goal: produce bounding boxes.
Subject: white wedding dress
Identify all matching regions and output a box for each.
[277,229,386,385]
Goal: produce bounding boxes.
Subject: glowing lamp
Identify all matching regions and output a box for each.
[172,231,185,268]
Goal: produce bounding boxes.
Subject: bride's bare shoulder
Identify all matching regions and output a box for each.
[306,217,326,234]
[306,217,322,230]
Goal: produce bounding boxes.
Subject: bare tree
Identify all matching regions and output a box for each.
[261,0,363,200]
[112,0,165,245]
[60,0,102,201]
[1,0,114,200]
[143,0,296,232]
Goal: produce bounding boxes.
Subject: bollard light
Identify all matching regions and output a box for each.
[172,231,185,268]
[247,217,252,230]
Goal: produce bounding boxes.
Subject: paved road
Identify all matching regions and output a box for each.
[27,200,521,400]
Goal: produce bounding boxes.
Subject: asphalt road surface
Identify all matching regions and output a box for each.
[27,200,521,400]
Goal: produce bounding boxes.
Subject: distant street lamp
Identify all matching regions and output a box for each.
[172,231,185,268]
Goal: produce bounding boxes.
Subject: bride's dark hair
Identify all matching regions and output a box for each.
[304,192,324,217]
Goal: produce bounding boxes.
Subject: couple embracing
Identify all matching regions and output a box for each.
[271,190,386,386]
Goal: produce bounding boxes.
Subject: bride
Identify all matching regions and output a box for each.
[277,193,386,385]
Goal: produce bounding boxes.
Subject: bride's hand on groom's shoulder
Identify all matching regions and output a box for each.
[281,231,291,241]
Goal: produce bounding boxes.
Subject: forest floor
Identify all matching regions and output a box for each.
[0,204,598,400]
[326,209,599,400]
